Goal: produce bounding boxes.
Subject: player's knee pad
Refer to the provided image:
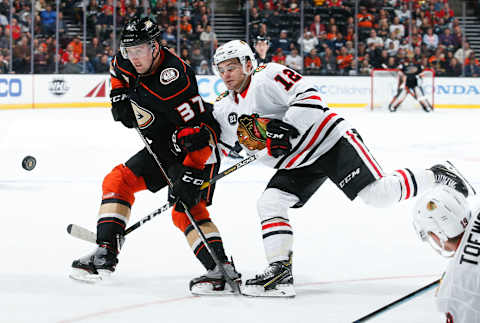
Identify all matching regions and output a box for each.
[172,200,210,232]
[257,188,300,222]
[358,176,402,208]
[102,164,146,206]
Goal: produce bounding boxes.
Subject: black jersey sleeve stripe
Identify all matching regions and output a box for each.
[295,88,318,98]
[291,103,329,110]
[274,125,313,169]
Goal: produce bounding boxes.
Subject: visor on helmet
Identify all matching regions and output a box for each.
[120,42,154,60]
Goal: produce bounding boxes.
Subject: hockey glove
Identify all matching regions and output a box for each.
[171,166,206,208]
[265,119,300,158]
[110,88,137,128]
[171,125,211,156]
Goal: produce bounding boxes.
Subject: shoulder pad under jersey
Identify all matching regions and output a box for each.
[216,90,229,102]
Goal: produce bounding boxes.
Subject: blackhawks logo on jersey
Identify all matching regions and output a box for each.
[253,65,266,74]
[216,90,229,101]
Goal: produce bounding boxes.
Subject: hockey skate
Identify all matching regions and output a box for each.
[70,241,120,283]
[430,162,469,198]
[242,256,295,298]
[388,104,398,112]
[189,260,242,295]
[420,102,433,112]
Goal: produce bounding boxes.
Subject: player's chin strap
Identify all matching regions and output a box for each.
[235,63,254,94]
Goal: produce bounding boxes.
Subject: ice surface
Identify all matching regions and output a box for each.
[1,107,479,323]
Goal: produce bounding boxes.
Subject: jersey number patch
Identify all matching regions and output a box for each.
[175,95,205,122]
[274,69,302,91]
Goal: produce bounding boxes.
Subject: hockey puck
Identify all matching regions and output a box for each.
[22,156,36,171]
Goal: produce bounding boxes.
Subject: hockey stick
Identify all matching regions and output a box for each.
[135,128,240,293]
[67,149,266,243]
[67,202,172,244]
[352,278,440,323]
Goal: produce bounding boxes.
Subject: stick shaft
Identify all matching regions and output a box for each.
[352,279,440,323]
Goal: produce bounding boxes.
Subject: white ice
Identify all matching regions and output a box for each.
[1,107,479,323]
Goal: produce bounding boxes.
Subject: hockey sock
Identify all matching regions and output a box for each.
[394,168,435,201]
[261,217,293,263]
[97,202,128,246]
[185,219,228,270]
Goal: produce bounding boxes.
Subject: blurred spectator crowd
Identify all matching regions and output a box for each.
[0,0,216,74]
[0,0,479,77]
[248,0,480,77]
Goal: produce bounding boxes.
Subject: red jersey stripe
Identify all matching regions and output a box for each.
[285,113,337,169]
[347,130,383,178]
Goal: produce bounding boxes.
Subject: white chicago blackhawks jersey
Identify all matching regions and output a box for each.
[436,200,480,322]
[213,62,351,169]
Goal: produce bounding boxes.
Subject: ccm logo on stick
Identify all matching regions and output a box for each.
[340,168,360,188]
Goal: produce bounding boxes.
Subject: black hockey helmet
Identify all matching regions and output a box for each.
[254,36,270,46]
[120,17,162,58]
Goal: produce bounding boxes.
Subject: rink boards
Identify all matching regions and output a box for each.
[0,74,479,110]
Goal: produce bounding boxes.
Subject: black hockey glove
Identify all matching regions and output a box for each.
[171,166,206,208]
[266,119,300,158]
[171,125,211,156]
[110,88,136,128]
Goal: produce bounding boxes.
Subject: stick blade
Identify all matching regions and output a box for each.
[67,224,96,244]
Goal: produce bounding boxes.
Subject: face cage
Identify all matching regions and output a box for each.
[413,221,456,258]
[213,55,252,78]
[426,234,456,258]
[120,40,156,60]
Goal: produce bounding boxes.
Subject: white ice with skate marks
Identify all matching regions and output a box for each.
[1,107,479,323]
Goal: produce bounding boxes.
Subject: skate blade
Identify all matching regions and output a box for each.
[190,282,240,296]
[241,284,296,298]
[69,268,112,284]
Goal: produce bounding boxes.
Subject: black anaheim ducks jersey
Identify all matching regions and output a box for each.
[401,62,423,88]
[110,47,219,146]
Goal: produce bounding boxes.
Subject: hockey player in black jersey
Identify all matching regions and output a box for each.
[388,61,434,112]
[70,18,240,295]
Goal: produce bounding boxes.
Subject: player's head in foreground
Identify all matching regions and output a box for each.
[413,186,470,257]
[120,17,162,74]
[212,40,258,92]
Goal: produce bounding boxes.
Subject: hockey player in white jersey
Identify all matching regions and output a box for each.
[210,40,469,297]
[413,186,480,323]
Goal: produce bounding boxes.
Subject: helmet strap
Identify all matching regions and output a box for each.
[235,58,253,93]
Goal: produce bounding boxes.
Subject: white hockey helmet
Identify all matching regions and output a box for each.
[412,186,470,257]
[212,40,258,77]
